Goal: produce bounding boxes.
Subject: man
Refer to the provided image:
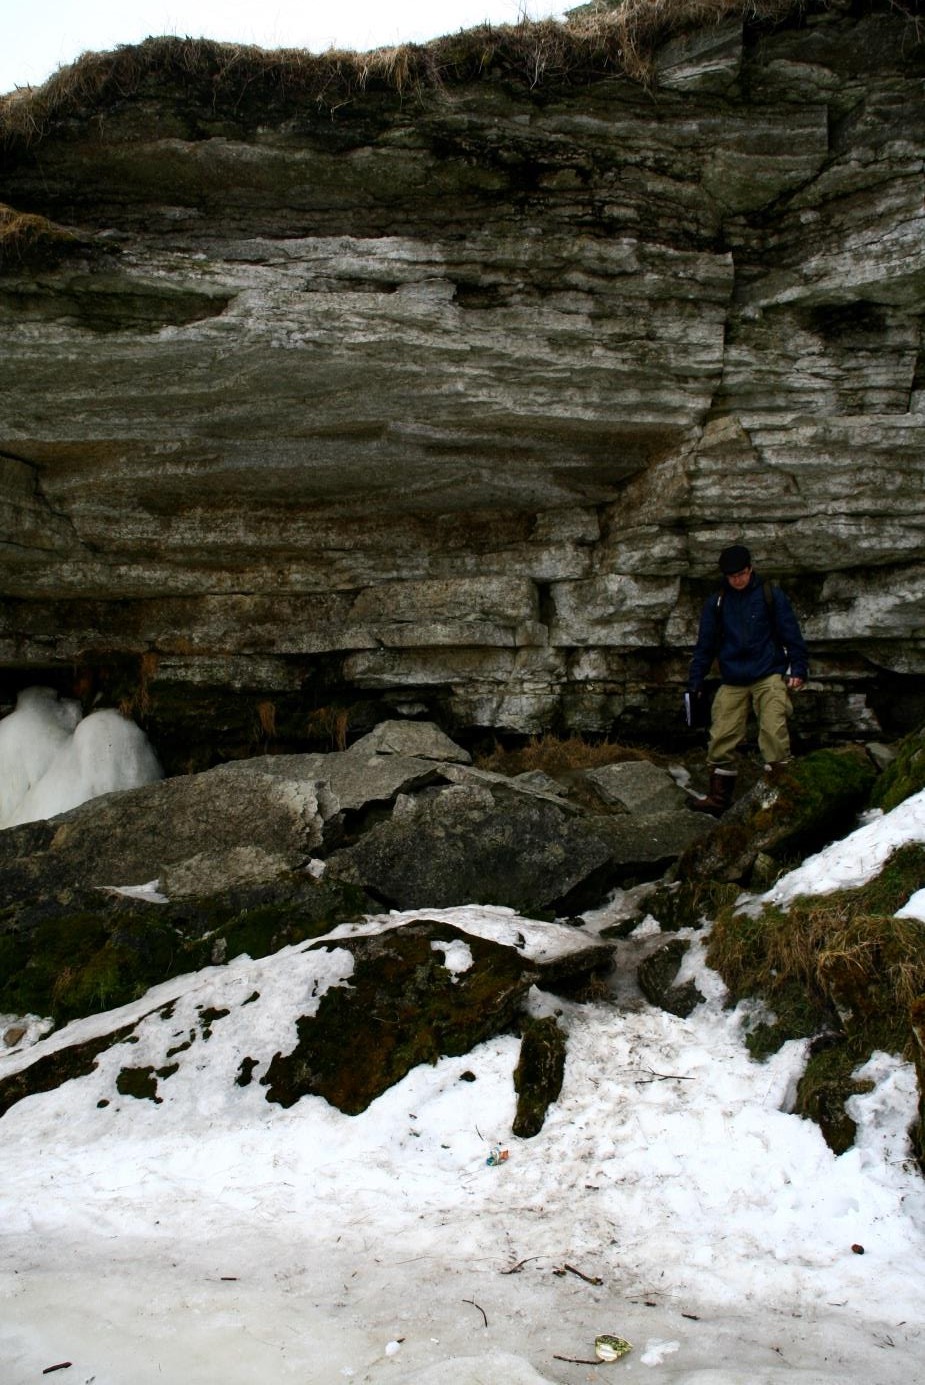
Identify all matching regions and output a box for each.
[686,544,808,816]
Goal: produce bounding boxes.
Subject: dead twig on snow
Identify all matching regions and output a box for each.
[463,1298,488,1327]
[501,1255,544,1274]
[558,1262,604,1285]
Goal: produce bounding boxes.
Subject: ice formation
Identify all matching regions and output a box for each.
[0,686,162,829]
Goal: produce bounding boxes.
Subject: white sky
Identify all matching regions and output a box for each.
[0,0,570,95]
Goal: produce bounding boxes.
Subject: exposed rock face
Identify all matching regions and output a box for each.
[2,5,924,761]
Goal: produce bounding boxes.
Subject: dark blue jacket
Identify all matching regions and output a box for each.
[688,573,808,690]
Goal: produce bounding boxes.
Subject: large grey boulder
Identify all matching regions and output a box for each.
[0,759,332,903]
[247,748,444,815]
[325,781,615,914]
[581,760,688,814]
[325,777,711,914]
[0,740,461,902]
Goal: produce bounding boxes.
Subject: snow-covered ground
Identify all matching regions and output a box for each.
[3,792,925,1383]
[1,692,923,1383]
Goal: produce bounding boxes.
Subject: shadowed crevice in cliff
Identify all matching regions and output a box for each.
[0,272,233,332]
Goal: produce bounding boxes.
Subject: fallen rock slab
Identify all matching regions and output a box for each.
[327,774,713,913]
[345,720,472,763]
[581,760,688,815]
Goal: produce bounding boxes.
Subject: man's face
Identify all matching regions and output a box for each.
[726,565,753,590]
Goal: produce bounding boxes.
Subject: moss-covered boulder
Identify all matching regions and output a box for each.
[0,1018,137,1118]
[0,874,374,1028]
[640,877,742,932]
[262,921,536,1115]
[706,842,925,1162]
[794,1038,875,1155]
[512,1015,567,1138]
[637,938,705,1018]
[678,747,876,886]
[869,724,925,813]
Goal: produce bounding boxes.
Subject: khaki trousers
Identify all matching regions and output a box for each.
[708,674,793,770]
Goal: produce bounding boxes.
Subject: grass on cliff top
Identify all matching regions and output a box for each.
[0,1,805,145]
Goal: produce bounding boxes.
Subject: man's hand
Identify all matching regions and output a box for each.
[787,677,805,691]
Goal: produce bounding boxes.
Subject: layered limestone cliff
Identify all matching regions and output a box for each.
[1,2,923,765]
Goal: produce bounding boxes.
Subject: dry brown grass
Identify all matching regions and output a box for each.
[475,731,644,779]
[118,650,158,720]
[707,842,925,1057]
[0,202,75,264]
[0,3,813,148]
[306,705,349,751]
[255,699,277,739]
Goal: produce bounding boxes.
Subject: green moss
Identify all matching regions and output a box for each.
[869,725,925,812]
[0,877,374,1030]
[640,878,742,933]
[794,1042,875,1155]
[742,981,830,1060]
[752,748,876,859]
[707,845,925,1163]
[841,842,925,915]
[0,909,178,1025]
[215,881,373,964]
[679,747,877,886]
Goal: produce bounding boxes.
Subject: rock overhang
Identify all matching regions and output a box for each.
[2,3,925,757]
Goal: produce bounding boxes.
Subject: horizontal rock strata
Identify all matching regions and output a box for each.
[1,4,924,759]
